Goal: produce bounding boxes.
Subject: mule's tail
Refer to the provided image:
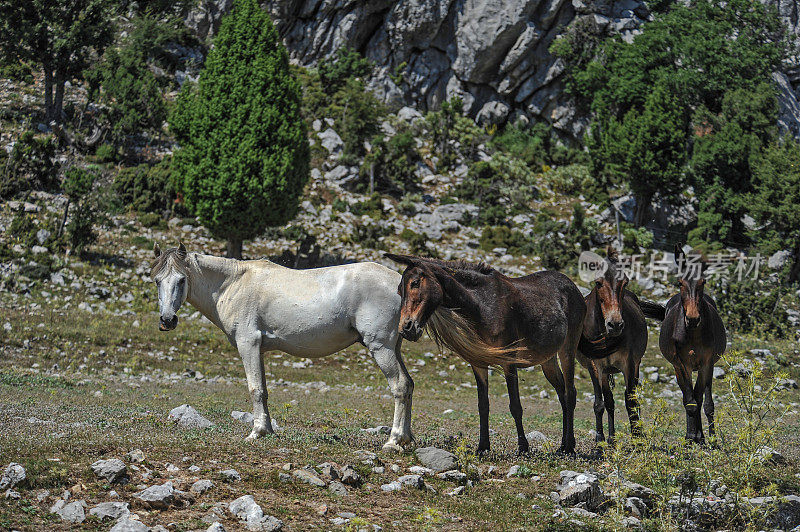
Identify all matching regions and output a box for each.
[578,332,625,360]
[639,299,666,321]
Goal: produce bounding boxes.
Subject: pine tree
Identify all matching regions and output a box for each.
[169,0,310,258]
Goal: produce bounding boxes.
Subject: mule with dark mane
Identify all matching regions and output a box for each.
[386,254,621,455]
[654,245,727,444]
[577,247,648,442]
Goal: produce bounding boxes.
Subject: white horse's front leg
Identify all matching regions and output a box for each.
[237,334,274,441]
[369,339,414,451]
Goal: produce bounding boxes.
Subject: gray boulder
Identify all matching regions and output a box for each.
[168,404,214,429]
[134,482,188,509]
[91,458,128,483]
[318,128,343,155]
[111,517,150,532]
[292,469,326,487]
[229,495,284,531]
[89,501,130,520]
[415,447,457,472]
[231,410,254,425]
[0,463,25,489]
[191,479,215,494]
[50,499,87,523]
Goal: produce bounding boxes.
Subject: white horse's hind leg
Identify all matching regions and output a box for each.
[237,334,274,440]
[368,337,414,451]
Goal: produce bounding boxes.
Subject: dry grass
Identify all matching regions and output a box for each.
[0,265,798,530]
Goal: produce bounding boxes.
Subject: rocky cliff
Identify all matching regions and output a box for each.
[185,0,800,139]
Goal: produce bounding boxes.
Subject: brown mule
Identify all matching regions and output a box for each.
[656,245,727,444]
[577,247,648,443]
[385,254,622,455]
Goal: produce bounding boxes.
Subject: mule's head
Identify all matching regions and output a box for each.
[594,246,628,337]
[674,244,705,330]
[151,242,189,332]
[385,253,443,341]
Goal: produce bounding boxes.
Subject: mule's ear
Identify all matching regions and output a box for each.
[384,253,418,266]
[154,243,162,258]
[674,243,685,264]
[177,241,187,258]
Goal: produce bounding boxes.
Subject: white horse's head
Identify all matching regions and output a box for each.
[151,242,189,331]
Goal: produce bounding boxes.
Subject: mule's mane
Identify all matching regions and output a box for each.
[414,256,494,275]
[150,248,190,278]
[426,307,532,369]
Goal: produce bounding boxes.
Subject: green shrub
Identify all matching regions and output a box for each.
[139,212,164,228]
[479,225,532,256]
[622,224,654,251]
[350,193,384,218]
[454,154,538,225]
[86,46,167,146]
[544,163,592,195]
[94,143,116,163]
[329,77,384,160]
[113,157,177,214]
[490,123,548,167]
[424,96,487,169]
[710,271,791,339]
[318,48,373,95]
[361,130,421,194]
[0,58,32,83]
[62,166,101,255]
[399,228,433,256]
[346,220,389,250]
[1,132,60,199]
[8,208,39,248]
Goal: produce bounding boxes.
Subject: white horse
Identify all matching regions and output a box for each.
[150,243,414,451]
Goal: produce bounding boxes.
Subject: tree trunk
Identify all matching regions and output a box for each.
[44,67,54,122]
[227,237,243,259]
[58,199,70,238]
[790,241,800,283]
[633,192,653,227]
[53,72,66,124]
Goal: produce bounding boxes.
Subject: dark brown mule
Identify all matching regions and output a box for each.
[656,245,727,444]
[577,247,647,443]
[385,254,622,455]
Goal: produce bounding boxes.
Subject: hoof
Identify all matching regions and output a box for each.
[382,441,403,453]
[476,446,490,458]
[245,431,262,441]
[556,446,576,455]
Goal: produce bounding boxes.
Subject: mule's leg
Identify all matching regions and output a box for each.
[692,365,712,445]
[674,362,698,442]
[704,366,716,440]
[623,357,642,438]
[541,357,568,451]
[368,337,414,451]
[238,334,273,441]
[601,373,616,443]
[473,366,491,456]
[505,366,529,455]
[558,351,577,454]
[587,362,606,443]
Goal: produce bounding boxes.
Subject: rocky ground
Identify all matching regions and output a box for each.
[1,191,800,530]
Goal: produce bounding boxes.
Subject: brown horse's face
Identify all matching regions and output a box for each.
[595,269,628,337]
[396,265,443,341]
[678,276,704,330]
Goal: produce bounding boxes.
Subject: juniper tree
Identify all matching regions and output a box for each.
[169,0,309,258]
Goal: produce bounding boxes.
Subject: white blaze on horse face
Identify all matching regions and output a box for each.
[156,268,187,329]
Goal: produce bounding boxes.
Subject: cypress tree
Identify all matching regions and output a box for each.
[169,0,309,258]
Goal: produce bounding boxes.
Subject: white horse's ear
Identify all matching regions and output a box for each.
[178,241,187,258]
[154,243,162,258]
